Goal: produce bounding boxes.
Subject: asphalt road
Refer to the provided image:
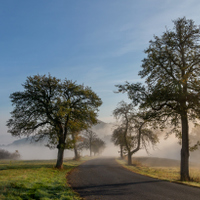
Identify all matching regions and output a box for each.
[68,157,200,200]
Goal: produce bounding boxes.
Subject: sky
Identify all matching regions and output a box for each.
[1,0,200,144]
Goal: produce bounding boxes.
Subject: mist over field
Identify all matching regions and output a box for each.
[0,121,113,160]
[1,120,200,163]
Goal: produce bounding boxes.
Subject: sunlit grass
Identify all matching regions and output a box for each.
[0,158,89,200]
[117,158,200,187]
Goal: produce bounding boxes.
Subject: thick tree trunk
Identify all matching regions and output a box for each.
[180,112,190,181]
[127,151,132,165]
[73,146,79,160]
[55,127,66,169]
[55,147,64,169]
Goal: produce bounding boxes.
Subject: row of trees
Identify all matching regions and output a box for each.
[112,17,200,181]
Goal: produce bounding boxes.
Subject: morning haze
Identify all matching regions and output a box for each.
[1,1,200,199]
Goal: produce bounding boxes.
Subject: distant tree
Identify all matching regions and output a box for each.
[113,101,158,165]
[0,149,20,160]
[111,127,126,159]
[80,129,105,156]
[91,138,106,155]
[7,74,102,169]
[117,17,200,180]
[80,129,98,156]
[69,120,90,160]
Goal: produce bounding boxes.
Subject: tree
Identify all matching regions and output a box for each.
[91,138,106,156]
[79,129,105,156]
[111,127,126,159]
[117,17,200,180]
[80,129,98,156]
[69,120,91,160]
[113,101,158,165]
[7,74,102,169]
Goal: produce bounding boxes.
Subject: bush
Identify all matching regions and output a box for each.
[0,149,20,160]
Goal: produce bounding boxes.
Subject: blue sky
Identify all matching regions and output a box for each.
[1,0,200,144]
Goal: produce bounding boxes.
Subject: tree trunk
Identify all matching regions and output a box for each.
[130,123,144,155]
[120,145,123,159]
[74,146,79,160]
[89,138,92,157]
[72,132,79,160]
[127,151,132,165]
[55,147,64,169]
[180,112,190,181]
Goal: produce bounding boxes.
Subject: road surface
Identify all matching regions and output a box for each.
[68,157,200,200]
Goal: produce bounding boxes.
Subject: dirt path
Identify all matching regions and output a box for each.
[68,157,200,200]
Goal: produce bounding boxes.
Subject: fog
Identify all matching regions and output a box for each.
[1,121,200,163]
[3,145,59,160]
[100,134,180,159]
[134,134,180,160]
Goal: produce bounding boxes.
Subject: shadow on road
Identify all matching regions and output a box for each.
[74,179,164,190]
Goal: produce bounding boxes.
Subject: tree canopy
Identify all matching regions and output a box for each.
[7,74,102,168]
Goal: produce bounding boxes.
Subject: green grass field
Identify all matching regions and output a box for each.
[117,157,200,187]
[0,158,87,200]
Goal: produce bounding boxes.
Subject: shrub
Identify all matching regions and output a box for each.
[0,149,20,160]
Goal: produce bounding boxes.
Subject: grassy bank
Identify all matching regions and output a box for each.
[117,157,200,187]
[0,158,88,200]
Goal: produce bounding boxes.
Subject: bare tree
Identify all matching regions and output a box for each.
[81,129,98,156]
[80,129,105,156]
[113,101,158,165]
